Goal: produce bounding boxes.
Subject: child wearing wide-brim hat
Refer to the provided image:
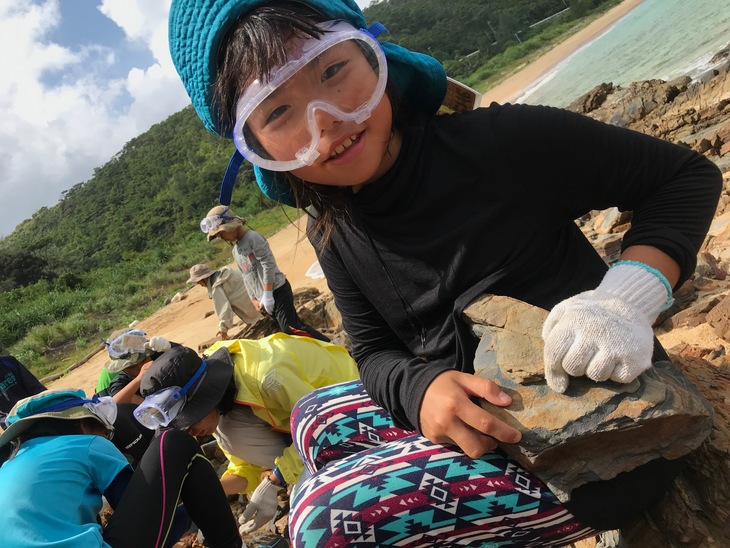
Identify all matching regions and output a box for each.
[0,388,242,547]
[187,262,262,339]
[201,204,330,342]
[137,337,358,535]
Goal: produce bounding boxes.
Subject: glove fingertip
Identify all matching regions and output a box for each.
[545,369,569,393]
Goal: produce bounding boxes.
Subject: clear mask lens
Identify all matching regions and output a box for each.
[107,329,148,359]
[200,209,234,233]
[85,396,118,431]
[134,386,187,429]
[232,20,388,172]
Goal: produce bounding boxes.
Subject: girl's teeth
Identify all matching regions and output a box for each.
[331,135,359,158]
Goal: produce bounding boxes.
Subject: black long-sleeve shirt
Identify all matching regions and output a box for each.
[312,102,722,432]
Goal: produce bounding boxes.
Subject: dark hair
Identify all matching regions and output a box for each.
[214,2,412,248]
[216,377,238,416]
[213,2,325,135]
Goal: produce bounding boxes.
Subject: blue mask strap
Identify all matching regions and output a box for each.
[219,151,244,206]
[175,360,207,400]
[366,21,388,38]
[36,395,101,414]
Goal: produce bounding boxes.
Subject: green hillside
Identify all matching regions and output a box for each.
[0,106,298,375]
[365,0,618,83]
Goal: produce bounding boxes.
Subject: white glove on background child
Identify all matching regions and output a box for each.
[238,478,280,535]
[542,262,673,393]
[261,290,275,315]
[144,336,171,353]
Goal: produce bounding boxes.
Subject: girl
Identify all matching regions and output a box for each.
[0,388,242,547]
[167,0,723,545]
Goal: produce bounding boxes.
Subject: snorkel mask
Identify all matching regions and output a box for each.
[134,359,208,429]
[103,329,148,360]
[232,20,387,172]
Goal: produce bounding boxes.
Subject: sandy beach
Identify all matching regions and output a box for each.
[480,0,644,106]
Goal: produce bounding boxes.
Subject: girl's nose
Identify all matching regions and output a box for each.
[314,108,341,133]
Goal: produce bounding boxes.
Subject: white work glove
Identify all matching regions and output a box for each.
[542,262,672,393]
[261,290,275,315]
[144,336,171,353]
[238,478,280,535]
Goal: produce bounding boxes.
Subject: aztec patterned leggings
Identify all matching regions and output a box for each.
[289,380,598,547]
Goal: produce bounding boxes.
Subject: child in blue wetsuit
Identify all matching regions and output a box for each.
[0,389,241,547]
[167,0,723,545]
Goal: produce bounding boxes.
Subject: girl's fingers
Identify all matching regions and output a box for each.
[456,397,522,445]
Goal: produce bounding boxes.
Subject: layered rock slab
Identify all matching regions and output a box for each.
[463,294,714,502]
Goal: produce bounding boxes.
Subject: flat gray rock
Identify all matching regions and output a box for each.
[464,294,714,502]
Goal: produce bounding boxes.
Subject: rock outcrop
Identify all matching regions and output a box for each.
[463,294,714,503]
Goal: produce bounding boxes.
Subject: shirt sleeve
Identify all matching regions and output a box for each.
[249,231,279,287]
[483,103,722,287]
[87,437,133,495]
[11,357,46,394]
[220,448,264,495]
[108,372,133,397]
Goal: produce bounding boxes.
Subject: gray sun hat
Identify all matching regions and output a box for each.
[139,345,233,430]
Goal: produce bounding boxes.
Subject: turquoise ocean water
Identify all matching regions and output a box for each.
[519,0,730,107]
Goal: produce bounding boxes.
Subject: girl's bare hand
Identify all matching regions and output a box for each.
[419,370,521,458]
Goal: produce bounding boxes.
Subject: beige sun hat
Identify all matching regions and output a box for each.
[203,205,245,241]
[187,263,216,284]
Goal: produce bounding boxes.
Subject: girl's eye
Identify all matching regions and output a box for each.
[321,60,348,83]
[265,104,290,125]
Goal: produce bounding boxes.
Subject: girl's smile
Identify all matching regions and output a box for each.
[327,132,362,161]
[290,93,401,188]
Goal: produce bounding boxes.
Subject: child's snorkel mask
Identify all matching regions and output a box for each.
[232,20,388,173]
[168,0,447,207]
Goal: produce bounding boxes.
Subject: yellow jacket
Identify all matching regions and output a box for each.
[205,333,358,491]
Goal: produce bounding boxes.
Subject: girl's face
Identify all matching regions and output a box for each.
[218,228,239,243]
[244,36,400,189]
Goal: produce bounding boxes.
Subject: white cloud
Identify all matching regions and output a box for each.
[0,0,190,238]
[0,0,377,238]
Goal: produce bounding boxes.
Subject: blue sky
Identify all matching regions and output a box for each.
[0,0,374,237]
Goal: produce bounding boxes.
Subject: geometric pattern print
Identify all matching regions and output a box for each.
[290,380,597,546]
[292,380,412,473]
[291,435,597,546]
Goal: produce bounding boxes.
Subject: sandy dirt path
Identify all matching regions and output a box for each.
[480,0,644,105]
[48,215,327,395]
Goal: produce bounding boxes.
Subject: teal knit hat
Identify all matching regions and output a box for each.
[168,0,447,205]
